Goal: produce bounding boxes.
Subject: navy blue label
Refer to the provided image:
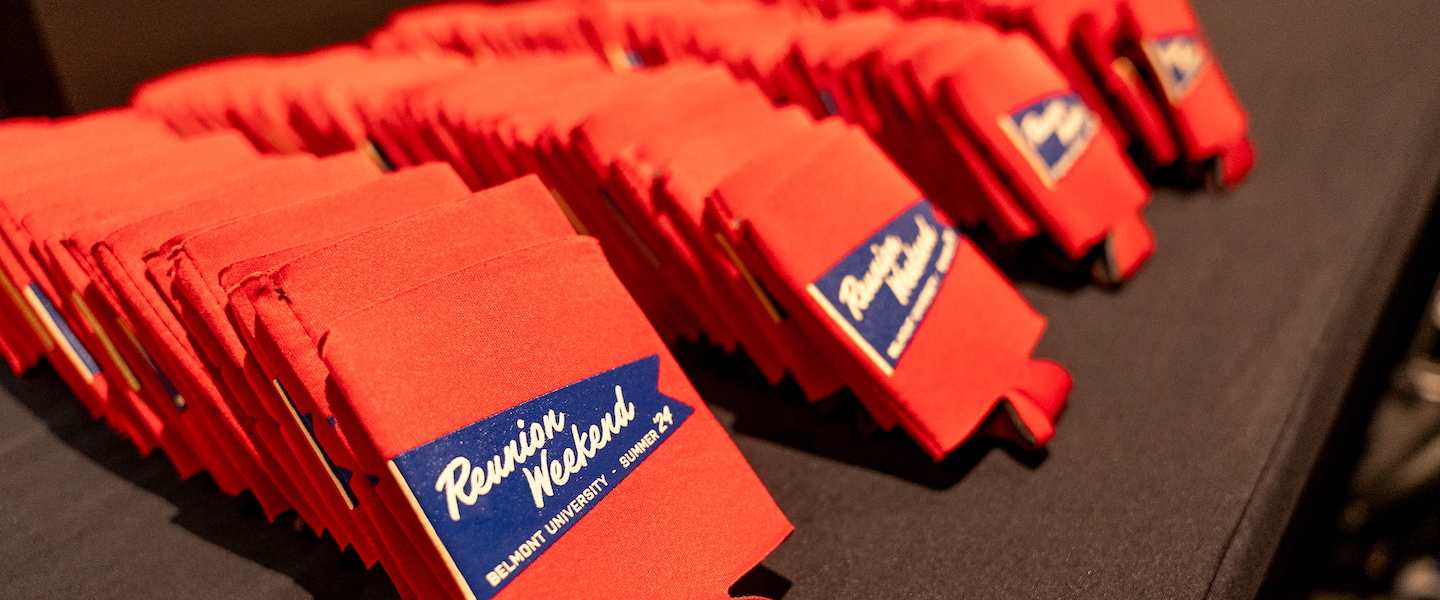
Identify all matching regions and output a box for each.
[806,200,960,375]
[1144,34,1206,102]
[999,91,1099,185]
[131,338,186,411]
[25,283,99,379]
[818,89,840,116]
[605,44,646,72]
[389,355,693,599]
[274,378,358,508]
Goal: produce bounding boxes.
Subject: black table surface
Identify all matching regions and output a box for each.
[6,0,1440,598]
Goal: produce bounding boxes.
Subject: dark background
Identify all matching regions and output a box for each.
[3,0,1440,598]
[1,0,426,117]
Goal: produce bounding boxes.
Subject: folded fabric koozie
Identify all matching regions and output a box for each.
[320,235,793,600]
[955,0,1254,185]
[144,163,471,560]
[0,110,176,376]
[936,32,1154,281]
[708,123,1071,459]
[31,152,351,510]
[1,133,266,486]
[1121,0,1253,185]
[229,174,579,600]
[87,152,382,529]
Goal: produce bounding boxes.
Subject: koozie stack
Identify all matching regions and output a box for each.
[0,0,1259,595]
[0,110,793,600]
[304,52,1070,457]
[132,43,474,159]
[365,0,1161,281]
[750,0,1256,186]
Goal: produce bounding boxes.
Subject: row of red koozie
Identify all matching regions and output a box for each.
[0,0,1256,596]
[363,0,1249,280]
[0,112,792,600]
[133,49,1072,458]
[151,0,1255,283]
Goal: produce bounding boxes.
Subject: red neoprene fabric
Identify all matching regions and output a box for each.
[321,236,792,600]
[580,70,848,400]
[354,15,1077,452]
[1070,0,1181,166]
[940,33,1153,277]
[397,58,702,339]
[711,124,1070,457]
[240,174,572,471]
[29,156,324,509]
[0,134,262,486]
[1121,0,1252,183]
[362,0,1171,277]
[959,0,1252,182]
[573,67,770,353]
[651,104,820,363]
[77,160,342,530]
[153,163,470,546]
[133,47,477,160]
[869,20,1041,244]
[231,175,575,598]
[0,126,177,385]
[789,13,901,121]
[29,155,361,511]
[0,112,176,376]
[687,9,802,100]
[963,0,1147,157]
[91,155,377,421]
[704,120,905,430]
[89,153,383,535]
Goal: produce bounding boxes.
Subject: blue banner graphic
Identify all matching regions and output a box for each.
[999,91,1099,185]
[806,200,960,375]
[389,354,693,599]
[1144,33,1206,102]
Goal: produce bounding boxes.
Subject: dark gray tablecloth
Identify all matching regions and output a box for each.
[4,0,1440,598]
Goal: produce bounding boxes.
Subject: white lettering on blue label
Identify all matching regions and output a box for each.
[389,355,692,600]
[1144,33,1206,103]
[998,91,1099,186]
[806,200,959,375]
